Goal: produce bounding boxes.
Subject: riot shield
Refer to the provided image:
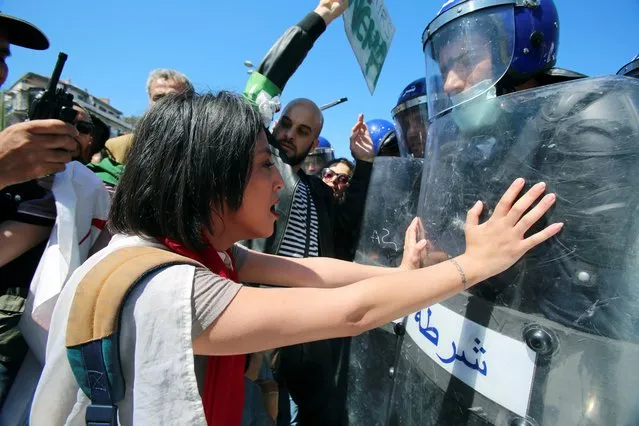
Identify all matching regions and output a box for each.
[384,76,639,425]
[353,157,424,268]
[345,157,423,425]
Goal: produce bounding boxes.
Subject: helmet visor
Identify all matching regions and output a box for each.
[424,5,515,119]
[393,99,429,158]
[302,150,334,176]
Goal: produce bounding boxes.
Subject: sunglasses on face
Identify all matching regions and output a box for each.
[75,120,94,135]
[321,168,350,184]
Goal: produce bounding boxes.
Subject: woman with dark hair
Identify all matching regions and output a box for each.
[31,91,561,425]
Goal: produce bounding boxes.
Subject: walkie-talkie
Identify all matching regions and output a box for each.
[28,52,77,123]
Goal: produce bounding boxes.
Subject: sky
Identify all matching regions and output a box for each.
[2,0,638,159]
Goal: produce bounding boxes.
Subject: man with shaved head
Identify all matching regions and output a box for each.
[268,97,373,259]
[264,98,375,425]
[272,98,324,169]
[240,2,376,423]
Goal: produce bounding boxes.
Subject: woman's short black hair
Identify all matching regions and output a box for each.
[109,91,263,250]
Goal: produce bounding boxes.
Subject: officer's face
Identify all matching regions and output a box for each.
[405,109,427,157]
[439,37,493,96]
[398,108,427,157]
[273,103,322,167]
[302,154,327,176]
[0,32,10,88]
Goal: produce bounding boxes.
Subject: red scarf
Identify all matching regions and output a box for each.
[163,238,245,426]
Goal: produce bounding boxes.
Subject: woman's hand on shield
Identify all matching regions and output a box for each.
[462,178,563,281]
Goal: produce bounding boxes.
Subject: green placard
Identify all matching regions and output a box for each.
[343,0,396,94]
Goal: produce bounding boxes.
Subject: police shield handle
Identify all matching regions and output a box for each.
[314,0,350,25]
[343,0,395,94]
[350,113,375,162]
[463,179,563,282]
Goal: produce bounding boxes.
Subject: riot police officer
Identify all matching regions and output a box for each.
[391,78,429,158]
[410,0,639,424]
[347,1,639,424]
[301,135,335,176]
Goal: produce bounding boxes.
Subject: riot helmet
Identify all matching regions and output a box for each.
[301,136,334,176]
[366,119,395,155]
[377,130,400,157]
[617,54,639,78]
[423,0,560,119]
[391,78,429,158]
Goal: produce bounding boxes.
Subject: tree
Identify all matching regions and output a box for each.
[123,115,141,127]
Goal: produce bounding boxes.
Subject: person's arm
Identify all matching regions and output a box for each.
[254,0,347,92]
[0,221,51,267]
[329,114,375,255]
[235,217,428,288]
[193,179,563,356]
[0,187,57,266]
[243,1,348,123]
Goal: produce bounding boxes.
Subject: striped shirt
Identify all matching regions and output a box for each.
[278,180,320,258]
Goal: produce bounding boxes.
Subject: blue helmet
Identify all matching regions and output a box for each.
[377,130,400,157]
[423,0,560,118]
[396,78,427,106]
[617,54,639,78]
[317,136,332,149]
[366,119,395,154]
[391,78,429,158]
[301,136,335,176]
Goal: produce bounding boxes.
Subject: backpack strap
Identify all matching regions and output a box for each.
[65,246,202,426]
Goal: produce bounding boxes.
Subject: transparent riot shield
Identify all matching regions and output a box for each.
[345,157,423,425]
[353,157,424,268]
[383,76,639,425]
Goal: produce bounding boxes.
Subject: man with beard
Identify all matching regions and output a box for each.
[240,1,375,424]
[269,100,373,259]
[249,98,374,426]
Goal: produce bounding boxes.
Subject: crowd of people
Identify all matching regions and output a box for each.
[0,0,638,425]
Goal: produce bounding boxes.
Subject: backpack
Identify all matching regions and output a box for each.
[65,246,200,426]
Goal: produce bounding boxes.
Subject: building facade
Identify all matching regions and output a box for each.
[2,72,133,137]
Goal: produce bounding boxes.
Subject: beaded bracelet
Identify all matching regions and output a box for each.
[449,257,468,291]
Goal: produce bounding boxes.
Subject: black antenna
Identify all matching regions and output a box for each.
[44,52,68,96]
